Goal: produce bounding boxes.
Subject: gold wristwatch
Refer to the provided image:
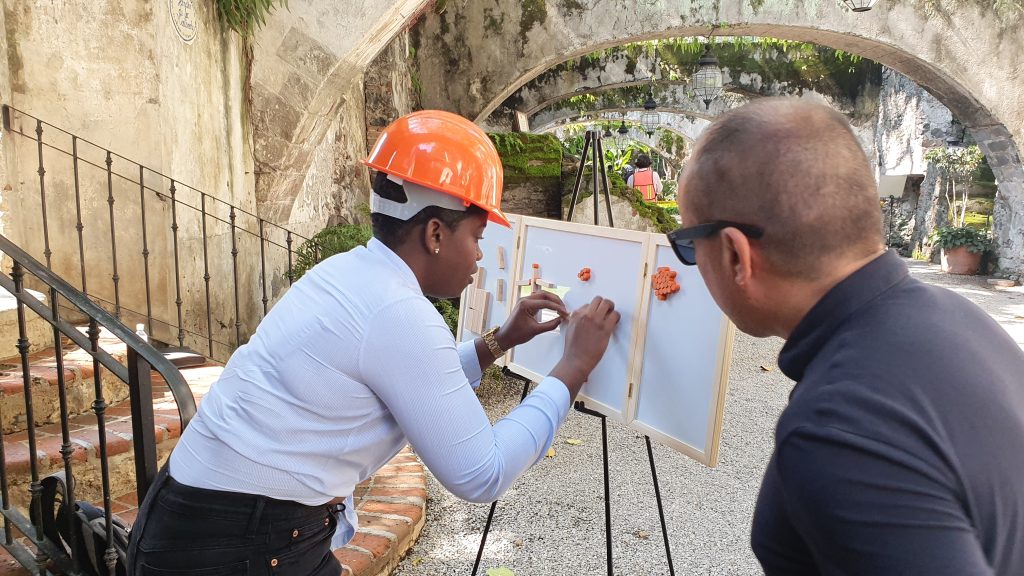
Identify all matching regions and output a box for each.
[482,326,506,360]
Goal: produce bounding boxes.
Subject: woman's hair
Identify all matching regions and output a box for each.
[635,154,653,168]
[370,172,487,249]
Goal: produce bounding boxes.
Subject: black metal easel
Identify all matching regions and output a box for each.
[566,130,615,227]
[471,130,676,576]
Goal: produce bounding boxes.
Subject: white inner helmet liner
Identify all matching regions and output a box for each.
[371,174,469,221]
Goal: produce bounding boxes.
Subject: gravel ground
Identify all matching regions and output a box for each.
[394,258,1024,576]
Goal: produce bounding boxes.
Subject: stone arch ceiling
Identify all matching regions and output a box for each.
[528,87,746,131]
[413,0,1024,272]
[249,0,430,224]
[505,41,876,118]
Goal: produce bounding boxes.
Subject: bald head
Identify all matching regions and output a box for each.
[680,99,882,278]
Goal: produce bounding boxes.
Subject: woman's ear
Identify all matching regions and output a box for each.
[421,218,445,254]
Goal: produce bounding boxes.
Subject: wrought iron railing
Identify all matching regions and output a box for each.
[2,105,311,361]
[0,232,196,575]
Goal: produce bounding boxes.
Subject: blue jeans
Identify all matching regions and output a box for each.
[127,467,342,576]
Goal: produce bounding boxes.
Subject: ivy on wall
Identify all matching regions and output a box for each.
[214,0,288,37]
[536,37,878,108]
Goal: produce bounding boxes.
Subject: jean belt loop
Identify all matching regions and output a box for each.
[246,497,266,537]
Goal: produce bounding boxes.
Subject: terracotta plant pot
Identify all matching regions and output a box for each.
[940,246,982,275]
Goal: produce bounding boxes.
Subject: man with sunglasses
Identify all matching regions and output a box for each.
[672,99,1024,575]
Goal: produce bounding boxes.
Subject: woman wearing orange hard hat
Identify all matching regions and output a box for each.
[128,110,619,575]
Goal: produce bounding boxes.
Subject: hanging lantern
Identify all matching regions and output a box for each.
[617,120,629,137]
[602,125,613,139]
[640,92,660,137]
[692,44,723,111]
[840,0,877,11]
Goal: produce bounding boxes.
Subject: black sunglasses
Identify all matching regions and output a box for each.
[667,221,765,265]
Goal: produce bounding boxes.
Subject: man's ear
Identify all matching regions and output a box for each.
[719,227,753,287]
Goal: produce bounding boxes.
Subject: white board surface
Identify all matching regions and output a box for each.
[506,218,648,421]
[628,240,735,466]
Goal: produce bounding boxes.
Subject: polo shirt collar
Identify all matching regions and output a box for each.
[366,237,423,295]
[778,250,909,383]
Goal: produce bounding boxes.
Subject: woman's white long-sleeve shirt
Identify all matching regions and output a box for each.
[169,238,571,547]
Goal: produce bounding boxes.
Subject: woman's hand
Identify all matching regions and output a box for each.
[550,296,620,398]
[495,291,568,349]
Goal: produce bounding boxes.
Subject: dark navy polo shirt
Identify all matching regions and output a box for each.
[751,250,1024,575]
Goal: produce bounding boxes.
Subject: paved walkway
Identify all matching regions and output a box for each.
[395,258,1024,576]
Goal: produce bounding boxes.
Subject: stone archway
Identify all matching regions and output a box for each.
[249,0,430,225]
[528,87,740,131]
[505,40,879,119]
[413,1,1024,271]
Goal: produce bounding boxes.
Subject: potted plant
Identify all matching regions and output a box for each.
[924,143,988,274]
[931,225,990,275]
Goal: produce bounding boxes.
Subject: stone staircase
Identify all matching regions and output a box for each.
[0,329,426,576]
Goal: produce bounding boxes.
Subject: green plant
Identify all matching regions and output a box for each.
[292,224,373,280]
[924,145,984,228]
[291,224,461,333]
[214,0,288,36]
[931,225,991,254]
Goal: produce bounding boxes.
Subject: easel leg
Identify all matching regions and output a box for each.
[595,135,615,228]
[471,370,533,576]
[566,132,593,222]
[645,436,675,576]
[574,401,614,576]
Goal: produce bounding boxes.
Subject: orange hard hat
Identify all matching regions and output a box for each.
[363,110,510,227]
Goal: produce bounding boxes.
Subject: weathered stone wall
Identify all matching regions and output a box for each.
[0,1,266,353]
[504,177,562,218]
[364,31,421,152]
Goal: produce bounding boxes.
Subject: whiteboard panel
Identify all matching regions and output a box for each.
[628,240,734,466]
[507,218,648,421]
[456,215,520,365]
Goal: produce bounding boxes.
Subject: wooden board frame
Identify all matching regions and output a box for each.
[455,215,523,366]
[624,235,736,466]
[506,216,650,423]
[456,215,735,467]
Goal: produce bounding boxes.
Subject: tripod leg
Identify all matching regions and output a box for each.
[567,133,592,222]
[573,401,614,575]
[592,132,601,226]
[645,436,675,576]
[595,137,615,228]
[470,373,533,575]
[601,414,613,575]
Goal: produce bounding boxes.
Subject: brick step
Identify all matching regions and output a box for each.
[0,360,218,513]
[0,328,133,435]
[1,333,427,576]
[0,346,131,436]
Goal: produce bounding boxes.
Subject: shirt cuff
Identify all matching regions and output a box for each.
[526,376,573,464]
[457,339,484,389]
